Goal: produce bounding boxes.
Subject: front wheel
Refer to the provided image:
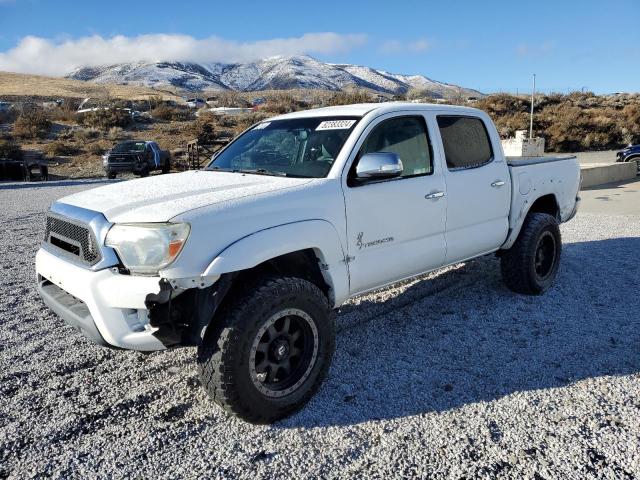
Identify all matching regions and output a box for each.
[500,212,562,295]
[106,171,117,179]
[197,276,335,423]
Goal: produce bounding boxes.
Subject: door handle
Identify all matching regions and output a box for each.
[425,191,445,200]
[491,180,505,187]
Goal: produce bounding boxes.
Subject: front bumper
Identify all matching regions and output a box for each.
[105,162,145,173]
[36,247,167,351]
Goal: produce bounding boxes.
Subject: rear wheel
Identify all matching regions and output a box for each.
[162,159,171,174]
[106,171,117,179]
[197,276,335,423]
[500,212,562,295]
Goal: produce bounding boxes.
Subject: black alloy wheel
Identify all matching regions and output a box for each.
[534,231,557,282]
[249,308,319,398]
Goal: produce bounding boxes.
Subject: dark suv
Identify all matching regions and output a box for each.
[103,140,170,179]
[616,144,640,175]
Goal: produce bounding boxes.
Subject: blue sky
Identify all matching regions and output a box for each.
[0,0,638,93]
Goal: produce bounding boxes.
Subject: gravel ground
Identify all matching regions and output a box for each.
[1,180,639,479]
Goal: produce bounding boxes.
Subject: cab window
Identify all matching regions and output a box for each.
[357,116,433,179]
[436,116,493,170]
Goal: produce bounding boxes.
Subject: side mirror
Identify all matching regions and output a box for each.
[356,152,403,179]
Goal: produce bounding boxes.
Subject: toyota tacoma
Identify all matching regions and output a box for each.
[36,103,580,423]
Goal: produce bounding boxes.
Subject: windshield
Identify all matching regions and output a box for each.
[112,142,145,153]
[112,141,146,153]
[206,117,360,178]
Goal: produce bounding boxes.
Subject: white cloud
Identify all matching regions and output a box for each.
[0,32,368,76]
[379,38,431,54]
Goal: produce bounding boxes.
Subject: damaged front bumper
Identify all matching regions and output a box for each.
[35,247,220,351]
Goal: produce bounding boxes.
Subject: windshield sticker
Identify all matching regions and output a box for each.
[316,120,357,131]
[253,122,271,130]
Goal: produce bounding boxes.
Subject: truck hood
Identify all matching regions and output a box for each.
[58,171,313,223]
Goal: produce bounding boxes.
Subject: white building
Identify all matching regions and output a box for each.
[501,130,545,157]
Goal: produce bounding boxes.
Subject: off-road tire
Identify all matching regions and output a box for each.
[162,160,171,174]
[500,212,562,295]
[106,171,117,179]
[139,164,149,177]
[197,276,335,423]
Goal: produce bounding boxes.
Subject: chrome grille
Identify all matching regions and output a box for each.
[43,213,102,266]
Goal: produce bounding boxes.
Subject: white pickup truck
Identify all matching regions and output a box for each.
[36,103,580,423]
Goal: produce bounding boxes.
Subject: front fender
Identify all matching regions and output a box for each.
[202,220,350,306]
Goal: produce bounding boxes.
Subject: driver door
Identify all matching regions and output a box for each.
[342,113,447,295]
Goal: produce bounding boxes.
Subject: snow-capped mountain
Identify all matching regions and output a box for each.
[67,55,481,98]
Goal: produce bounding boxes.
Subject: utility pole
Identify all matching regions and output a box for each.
[529,73,536,139]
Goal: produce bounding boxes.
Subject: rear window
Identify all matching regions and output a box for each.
[436,116,493,170]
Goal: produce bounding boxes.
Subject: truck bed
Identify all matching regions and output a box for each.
[506,156,577,167]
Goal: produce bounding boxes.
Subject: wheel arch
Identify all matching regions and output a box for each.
[203,220,350,307]
[502,193,560,250]
[528,193,560,219]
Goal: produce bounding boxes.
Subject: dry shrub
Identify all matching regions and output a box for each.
[151,104,192,121]
[47,106,77,122]
[406,88,436,102]
[477,93,640,152]
[147,95,164,110]
[261,92,304,114]
[622,104,640,144]
[107,127,125,140]
[78,109,131,130]
[327,90,375,106]
[42,140,80,157]
[73,127,101,142]
[215,91,251,108]
[13,109,51,139]
[191,116,217,144]
[0,138,22,160]
[234,112,272,132]
[87,140,112,156]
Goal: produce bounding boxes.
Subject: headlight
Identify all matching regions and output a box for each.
[105,223,190,274]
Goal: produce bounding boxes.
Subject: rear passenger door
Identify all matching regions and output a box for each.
[435,115,510,263]
[343,113,447,295]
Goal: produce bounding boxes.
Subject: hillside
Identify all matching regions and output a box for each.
[66,55,481,99]
[0,71,183,101]
[476,92,640,151]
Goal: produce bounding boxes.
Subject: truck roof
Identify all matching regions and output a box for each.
[270,102,482,121]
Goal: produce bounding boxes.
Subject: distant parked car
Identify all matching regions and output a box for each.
[103,140,170,179]
[616,144,640,175]
[185,98,206,108]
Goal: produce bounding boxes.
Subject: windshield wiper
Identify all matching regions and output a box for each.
[237,168,288,177]
[208,166,300,177]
